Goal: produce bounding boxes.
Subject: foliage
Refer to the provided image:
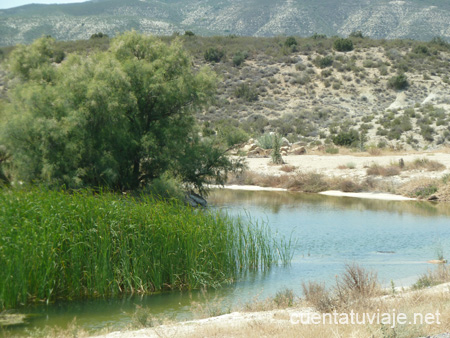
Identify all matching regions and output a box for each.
[234,83,258,101]
[2,32,238,193]
[216,120,249,147]
[332,130,360,147]
[271,133,283,164]
[284,36,298,48]
[184,30,195,36]
[232,51,248,66]
[0,187,291,309]
[204,47,225,62]
[256,133,274,149]
[333,38,354,52]
[90,32,108,39]
[313,55,333,68]
[387,73,409,90]
[349,31,364,38]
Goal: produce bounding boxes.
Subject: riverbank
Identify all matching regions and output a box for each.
[226,152,450,201]
[91,276,450,338]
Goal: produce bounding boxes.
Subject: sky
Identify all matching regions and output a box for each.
[0,0,89,9]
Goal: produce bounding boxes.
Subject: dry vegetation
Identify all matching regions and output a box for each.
[17,264,450,338]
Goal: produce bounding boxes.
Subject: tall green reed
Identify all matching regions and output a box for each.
[0,187,291,310]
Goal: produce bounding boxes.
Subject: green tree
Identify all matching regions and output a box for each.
[1,32,241,192]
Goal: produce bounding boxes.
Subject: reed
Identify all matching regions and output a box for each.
[0,187,291,310]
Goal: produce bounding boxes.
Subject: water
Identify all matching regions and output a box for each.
[5,190,450,335]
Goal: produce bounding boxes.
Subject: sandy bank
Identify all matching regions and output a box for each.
[319,190,416,201]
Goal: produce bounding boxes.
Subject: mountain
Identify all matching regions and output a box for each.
[0,0,449,46]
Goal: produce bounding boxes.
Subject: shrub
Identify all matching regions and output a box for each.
[313,55,333,68]
[90,32,108,39]
[271,134,283,164]
[256,134,273,149]
[387,73,409,90]
[284,36,298,48]
[234,83,258,101]
[232,51,248,67]
[332,130,359,147]
[349,31,364,38]
[184,31,195,36]
[366,164,400,177]
[333,38,354,52]
[204,47,225,62]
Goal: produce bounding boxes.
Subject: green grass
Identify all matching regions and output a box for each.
[0,187,291,310]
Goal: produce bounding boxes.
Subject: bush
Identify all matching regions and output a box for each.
[232,51,248,67]
[333,38,354,52]
[234,83,258,101]
[184,31,195,36]
[284,36,298,48]
[349,31,364,38]
[313,55,333,68]
[204,47,225,62]
[90,32,108,39]
[387,73,409,90]
[332,130,359,147]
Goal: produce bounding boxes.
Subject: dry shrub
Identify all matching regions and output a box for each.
[399,178,440,198]
[413,264,450,289]
[334,263,380,310]
[302,264,381,313]
[337,164,348,169]
[339,179,362,192]
[406,158,446,171]
[280,164,297,173]
[302,281,335,312]
[287,172,330,192]
[366,164,400,176]
[367,147,382,156]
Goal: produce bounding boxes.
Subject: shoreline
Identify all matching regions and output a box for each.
[214,185,417,201]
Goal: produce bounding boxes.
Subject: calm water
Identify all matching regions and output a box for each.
[5,190,450,335]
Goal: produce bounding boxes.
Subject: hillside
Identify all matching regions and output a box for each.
[0,0,450,46]
[1,35,449,152]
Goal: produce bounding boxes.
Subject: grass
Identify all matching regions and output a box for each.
[0,186,292,310]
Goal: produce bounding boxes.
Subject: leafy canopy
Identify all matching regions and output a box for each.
[1,32,242,193]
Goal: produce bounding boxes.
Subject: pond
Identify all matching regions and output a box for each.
[5,189,450,335]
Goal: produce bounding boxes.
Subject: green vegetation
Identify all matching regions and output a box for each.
[204,47,225,62]
[1,33,240,194]
[333,38,354,52]
[271,133,283,164]
[387,73,409,90]
[0,187,291,310]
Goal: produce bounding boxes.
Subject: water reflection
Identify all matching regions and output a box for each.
[209,189,450,217]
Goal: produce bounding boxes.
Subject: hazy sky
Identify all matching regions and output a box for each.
[0,0,89,9]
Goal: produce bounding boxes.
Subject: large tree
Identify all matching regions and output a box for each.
[1,32,241,192]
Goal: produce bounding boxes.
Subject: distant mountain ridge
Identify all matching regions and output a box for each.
[1,0,449,46]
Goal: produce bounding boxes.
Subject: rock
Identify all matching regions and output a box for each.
[280,146,290,152]
[185,192,207,207]
[248,147,269,158]
[289,146,306,155]
[280,137,291,147]
[248,144,258,152]
[428,195,439,201]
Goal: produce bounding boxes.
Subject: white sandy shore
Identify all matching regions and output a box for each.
[319,190,416,201]
[216,184,287,192]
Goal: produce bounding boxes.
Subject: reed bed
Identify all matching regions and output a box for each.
[0,187,291,310]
